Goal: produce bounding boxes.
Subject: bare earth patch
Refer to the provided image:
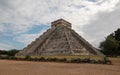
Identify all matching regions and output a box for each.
[0,60,120,75]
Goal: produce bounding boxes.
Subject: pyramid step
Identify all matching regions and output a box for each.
[23,28,57,54]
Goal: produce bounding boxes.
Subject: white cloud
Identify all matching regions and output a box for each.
[0,43,14,50]
[14,28,47,46]
[0,0,119,34]
[0,0,120,49]
[0,25,5,32]
[14,34,39,46]
[82,2,120,47]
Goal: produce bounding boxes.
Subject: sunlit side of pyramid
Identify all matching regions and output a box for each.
[17,19,104,56]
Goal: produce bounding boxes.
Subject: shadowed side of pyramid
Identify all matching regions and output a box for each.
[16,19,104,56]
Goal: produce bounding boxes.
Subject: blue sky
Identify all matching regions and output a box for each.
[0,0,120,50]
[0,25,50,50]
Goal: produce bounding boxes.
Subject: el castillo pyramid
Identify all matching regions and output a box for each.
[17,19,104,56]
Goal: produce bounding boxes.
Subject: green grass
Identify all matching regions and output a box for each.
[16,55,106,61]
[16,55,120,61]
[28,55,104,61]
[108,57,120,60]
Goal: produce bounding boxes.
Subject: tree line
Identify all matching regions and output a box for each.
[0,49,19,56]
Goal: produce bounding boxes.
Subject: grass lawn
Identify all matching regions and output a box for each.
[17,55,105,61]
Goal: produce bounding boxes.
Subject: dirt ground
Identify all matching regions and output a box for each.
[0,60,120,75]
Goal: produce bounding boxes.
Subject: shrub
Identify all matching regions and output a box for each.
[8,56,17,60]
[81,58,90,63]
[39,57,46,61]
[32,57,39,61]
[90,59,97,64]
[0,55,8,59]
[46,58,56,62]
[70,58,81,63]
[101,57,112,64]
[24,55,31,60]
[57,58,67,62]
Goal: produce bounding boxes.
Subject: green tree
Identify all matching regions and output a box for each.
[114,28,120,55]
[100,28,120,56]
[7,49,19,56]
[115,28,120,41]
[0,49,19,56]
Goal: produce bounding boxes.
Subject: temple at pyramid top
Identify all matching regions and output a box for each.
[51,19,72,28]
